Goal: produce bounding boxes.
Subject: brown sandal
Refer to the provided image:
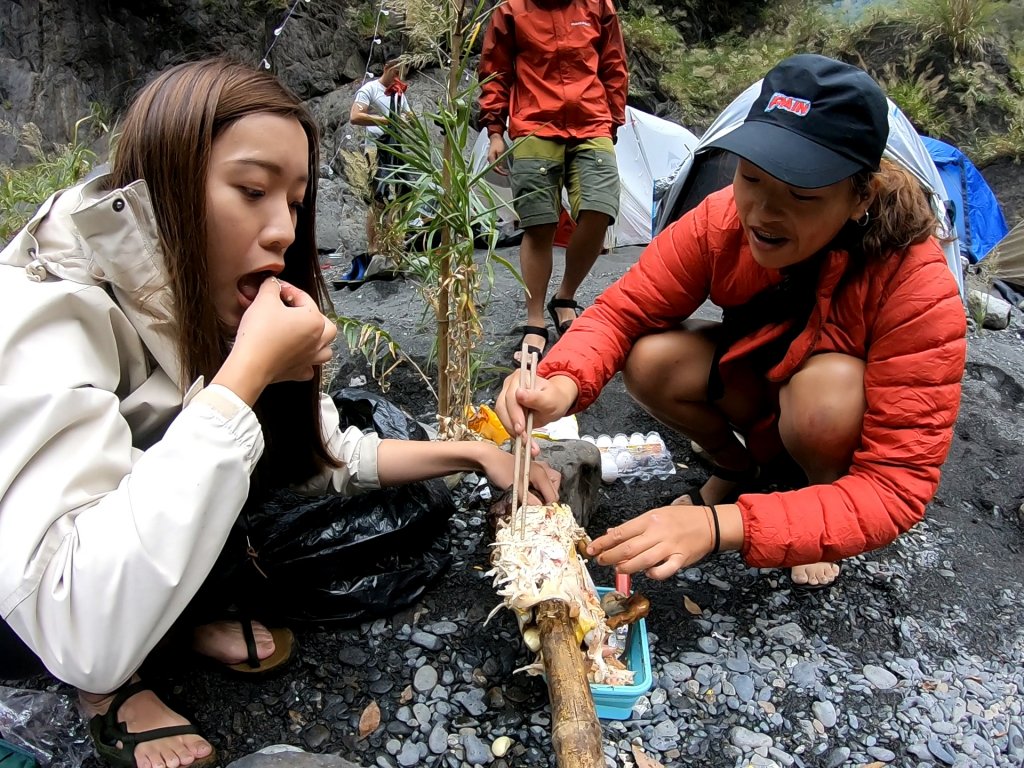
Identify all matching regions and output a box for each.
[224,620,295,674]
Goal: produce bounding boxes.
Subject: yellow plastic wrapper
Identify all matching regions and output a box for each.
[467,404,511,445]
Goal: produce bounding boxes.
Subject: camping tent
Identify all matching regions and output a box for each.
[654,81,966,297]
[471,106,699,248]
[987,220,1024,292]
[921,136,1008,264]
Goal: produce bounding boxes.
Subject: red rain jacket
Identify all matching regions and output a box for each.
[478,0,629,140]
[539,187,967,568]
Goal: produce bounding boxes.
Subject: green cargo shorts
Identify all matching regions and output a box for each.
[508,136,620,229]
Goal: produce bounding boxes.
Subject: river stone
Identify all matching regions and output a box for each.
[396,742,419,768]
[410,631,443,652]
[863,664,898,690]
[302,725,332,751]
[730,726,772,750]
[927,737,957,765]
[812,700,837,728]
[462,733,493,765]
[227,749,365,768]
[428,724,448,755]
[867,746,896,762]
[413,664,438,692]
[733,674,755,702]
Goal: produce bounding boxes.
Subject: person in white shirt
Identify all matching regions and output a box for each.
[0,57,555,768]
[349,57,411,255]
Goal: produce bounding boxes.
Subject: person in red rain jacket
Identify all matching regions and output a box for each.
[496,54,967,590]
[478,0,629,364]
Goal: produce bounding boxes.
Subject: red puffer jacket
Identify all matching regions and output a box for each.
[539,187,967,568]
[478,0,628,140]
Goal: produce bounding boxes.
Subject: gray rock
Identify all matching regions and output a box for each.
[765,623,804,647]
[302,724,332,751]
[730,726,772,750]
[863,664,898,690]
[867,746,896,762]
[396,742,420,768]
[410,631,444,652]
[733,674,755,702]
[413,664,438,693]
[461,733,493,765]
[428,724,448,755]
[227,749,364,768]
[927,737,957,765]
[812,700,837,728]
[968,289,1012,330]
[825,747,850,767]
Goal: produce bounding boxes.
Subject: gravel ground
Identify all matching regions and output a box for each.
[7,226,1024,768]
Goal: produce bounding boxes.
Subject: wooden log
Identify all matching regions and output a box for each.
[536,599,605,768]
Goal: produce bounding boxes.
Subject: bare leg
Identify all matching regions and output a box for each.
[79,677,213,768]
[778,352,866,586]
[551,210,609,326]
[623,322,765,503]
[517,222,558,359]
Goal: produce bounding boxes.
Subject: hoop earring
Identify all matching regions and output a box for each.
[855,211,871,227]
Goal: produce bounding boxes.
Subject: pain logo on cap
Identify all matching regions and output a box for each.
[765,92,811,117]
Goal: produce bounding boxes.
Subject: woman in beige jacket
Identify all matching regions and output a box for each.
[0,59,555,768]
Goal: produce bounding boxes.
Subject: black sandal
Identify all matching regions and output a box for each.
[546,297,583,338]
[514,325,549,365]
[88,680,217,768]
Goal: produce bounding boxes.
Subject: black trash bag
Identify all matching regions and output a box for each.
[237,389,455,627]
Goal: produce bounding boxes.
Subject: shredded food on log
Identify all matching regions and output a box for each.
[487,503,635,686]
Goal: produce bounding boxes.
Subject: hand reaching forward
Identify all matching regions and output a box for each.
[479,447,561,505]
[587,504,721,581]
[214,278,336,405]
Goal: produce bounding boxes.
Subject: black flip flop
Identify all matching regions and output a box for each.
[547,297,583,338]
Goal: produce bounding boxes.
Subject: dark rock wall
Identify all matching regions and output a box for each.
[0,0,372,163]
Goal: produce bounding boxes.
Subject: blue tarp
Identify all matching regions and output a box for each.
[922,136,1008,263]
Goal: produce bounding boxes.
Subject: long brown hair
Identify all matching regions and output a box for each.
[111,58,339,487]
[852,158,940,260]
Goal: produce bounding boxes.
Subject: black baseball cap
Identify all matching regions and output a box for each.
[707,53,889,189]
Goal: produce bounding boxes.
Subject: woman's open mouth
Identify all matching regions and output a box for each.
[750,227,789,247]
[237,270,277,309]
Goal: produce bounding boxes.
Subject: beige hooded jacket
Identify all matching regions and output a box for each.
[0,175,380,692]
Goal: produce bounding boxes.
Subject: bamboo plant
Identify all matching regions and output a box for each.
[375,0,519,439]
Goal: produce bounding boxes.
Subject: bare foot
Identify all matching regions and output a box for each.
[81,680,213,768]
[192,620,276,666]
[791,562,841,587]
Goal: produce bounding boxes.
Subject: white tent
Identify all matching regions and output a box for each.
[654,81,965,297]
[471,106,699,248]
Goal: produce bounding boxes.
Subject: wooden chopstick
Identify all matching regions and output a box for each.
[518,349,538,538]
[509,340,530,532]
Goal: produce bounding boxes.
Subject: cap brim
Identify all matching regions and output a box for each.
[706,120,863,189]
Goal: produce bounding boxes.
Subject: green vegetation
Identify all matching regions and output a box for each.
[899,0,1001,60]
[0,115,107,245]
[878,62,953,138]
[341,0,519,437]
[619,8,680,57]
[639,0,1023,164]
